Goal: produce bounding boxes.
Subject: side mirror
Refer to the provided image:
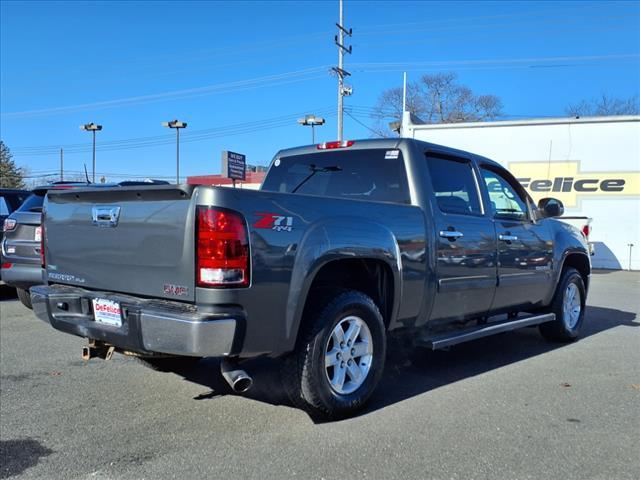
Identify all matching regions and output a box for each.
[537,197,564,218]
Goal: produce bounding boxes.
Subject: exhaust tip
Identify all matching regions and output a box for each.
[232,375,253,393]
[220,359,253,393]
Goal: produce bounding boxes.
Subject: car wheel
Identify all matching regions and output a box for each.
[282,290,386,419]
[17,288,32,310]
[539,267,586,342]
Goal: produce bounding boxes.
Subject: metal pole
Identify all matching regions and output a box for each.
[176,127,180,184]
[402,72,407,113]
[337,0,344,141]
[60,148,64,181]
[92,130,96,183]
[311,124,315,144]
[629,243,634,271]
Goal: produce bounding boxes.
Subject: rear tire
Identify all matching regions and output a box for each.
[282,290,386,419]
[17,288,32,310]
[539,267,586,342]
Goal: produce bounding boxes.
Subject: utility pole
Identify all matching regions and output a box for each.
[60,148,64,181]
[333,0,352,141]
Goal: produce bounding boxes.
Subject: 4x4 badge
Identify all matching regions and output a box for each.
[254,212,293,232]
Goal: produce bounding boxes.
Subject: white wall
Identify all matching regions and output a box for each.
[403,115,640,270]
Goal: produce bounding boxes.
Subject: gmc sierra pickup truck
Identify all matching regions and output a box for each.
[31,138,590,418]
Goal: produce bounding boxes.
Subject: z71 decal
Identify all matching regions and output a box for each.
[253,212,294,232]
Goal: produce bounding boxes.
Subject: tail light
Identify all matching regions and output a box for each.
[3,218,17,232]
[582,225,590,238]
[1,263,12,269]
[317,140,355,150]
[196,207,249,287]
[40,213,45,268]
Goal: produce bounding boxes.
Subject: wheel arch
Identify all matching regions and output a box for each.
[282,218,402,353]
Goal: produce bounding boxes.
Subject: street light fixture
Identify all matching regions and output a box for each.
[162,119,187,184]
[80,122,102,182]
[298,115,325,144]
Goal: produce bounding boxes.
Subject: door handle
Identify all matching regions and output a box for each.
[439,230,464,240]
[499,234,518,242]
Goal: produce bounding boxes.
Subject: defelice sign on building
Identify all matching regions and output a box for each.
[401,113,640,270]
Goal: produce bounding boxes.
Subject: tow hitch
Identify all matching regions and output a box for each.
[82,339,116,361]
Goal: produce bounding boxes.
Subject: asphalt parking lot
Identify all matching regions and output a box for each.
[1,270,639,480]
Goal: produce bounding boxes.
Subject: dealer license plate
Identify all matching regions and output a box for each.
[92,298,122,327]
[34,226,42,242]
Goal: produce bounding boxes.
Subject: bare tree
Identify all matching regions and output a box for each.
[566,94,639,117]
[371,72,503,136]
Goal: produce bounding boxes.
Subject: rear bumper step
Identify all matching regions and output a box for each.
[30,284,239,357]
[417,313,556,350]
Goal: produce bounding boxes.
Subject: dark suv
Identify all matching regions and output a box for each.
[1,186,53,307]
[2,181,170,308]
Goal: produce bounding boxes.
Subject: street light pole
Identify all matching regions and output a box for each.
[162,119,187,184]
[298,115,326,144]
[80,123,103,182]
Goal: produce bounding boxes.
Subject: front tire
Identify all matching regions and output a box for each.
[17,288,32,309]
[539,267,586,342]
[282,290,386,419]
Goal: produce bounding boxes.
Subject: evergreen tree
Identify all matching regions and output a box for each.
[0,141,26,189]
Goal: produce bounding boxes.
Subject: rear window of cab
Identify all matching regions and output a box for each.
[262,149,411,204]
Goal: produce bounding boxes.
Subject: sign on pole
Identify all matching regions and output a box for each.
[221,151,246,181]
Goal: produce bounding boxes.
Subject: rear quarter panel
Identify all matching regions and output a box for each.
[194,186,427,356]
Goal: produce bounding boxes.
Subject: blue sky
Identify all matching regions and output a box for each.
[1,0,639,183]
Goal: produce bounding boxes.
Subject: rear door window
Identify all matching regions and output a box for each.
[17,194,44,213]
[425,155,482,215]
[262,149,410,204]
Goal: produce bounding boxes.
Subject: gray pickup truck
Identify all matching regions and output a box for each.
[31,138,590,418]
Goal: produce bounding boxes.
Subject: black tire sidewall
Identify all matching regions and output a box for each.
[557,270,586,338]
[303,292,386,416]
[17,288,32,309]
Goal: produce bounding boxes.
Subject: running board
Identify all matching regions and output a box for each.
[417,313,555,350]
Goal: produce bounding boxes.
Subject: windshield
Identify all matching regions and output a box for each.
[261,149,410,204]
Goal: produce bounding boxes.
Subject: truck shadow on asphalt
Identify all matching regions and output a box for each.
[0,438,53,479]
[170,305,639,422]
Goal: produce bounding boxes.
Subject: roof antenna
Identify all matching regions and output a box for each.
[84,164,91,184]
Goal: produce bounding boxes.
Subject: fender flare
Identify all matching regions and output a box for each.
[282,216,402,351]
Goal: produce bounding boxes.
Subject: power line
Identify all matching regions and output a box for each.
[12,108,338,157]
[2,66,331,118]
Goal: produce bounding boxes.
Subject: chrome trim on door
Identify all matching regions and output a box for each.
[498,234,518,242]
[439,230,464,239]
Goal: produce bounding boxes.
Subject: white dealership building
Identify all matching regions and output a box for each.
[401,114,640,270]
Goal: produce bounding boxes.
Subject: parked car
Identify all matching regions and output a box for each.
[0,188,29,284]
[30,139,590,418]
[2,180,169,308]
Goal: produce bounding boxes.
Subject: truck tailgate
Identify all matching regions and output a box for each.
[44,185,196,302]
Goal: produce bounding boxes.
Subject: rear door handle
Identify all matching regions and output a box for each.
[439,230,464,240]
[499,234,518,242]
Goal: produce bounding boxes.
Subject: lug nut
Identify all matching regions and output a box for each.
[336,352,342,360]
[340,342,345,348]
[351,348,355,356]
[341,361,345,368]
[347,359,353,366]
